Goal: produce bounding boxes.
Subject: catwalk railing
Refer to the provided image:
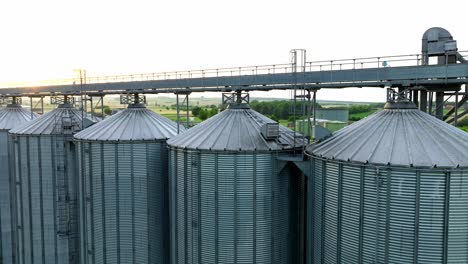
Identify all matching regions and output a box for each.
[1,51,467,96]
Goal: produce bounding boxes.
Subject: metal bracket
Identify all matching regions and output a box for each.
[386,88,410,102]
[51,96,75,105]
[222,92,249,107]
[120,94,146,105]
[0,96,22,105]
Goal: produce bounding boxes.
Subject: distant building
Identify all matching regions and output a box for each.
[297,118,347,137]
[314,108,349,122]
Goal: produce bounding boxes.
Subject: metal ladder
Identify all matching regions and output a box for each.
[56,136,70,237]
[289,49,310,153]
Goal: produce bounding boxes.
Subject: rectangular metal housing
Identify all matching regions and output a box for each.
[260,123,279,140]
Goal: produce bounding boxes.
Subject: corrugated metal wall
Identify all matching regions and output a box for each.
[169,149,299,264]
[309,157,468,264]
[77,141,169,264]
[13,135,79,264]
[0,131,16,264]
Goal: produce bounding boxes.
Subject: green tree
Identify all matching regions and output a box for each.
[103,105,112,115]
[268,114,279,122]
[192,106,202,116]
[349,104,372,114]
[199,109,209,120]
[250,100,320,120]
[208,108,218,117]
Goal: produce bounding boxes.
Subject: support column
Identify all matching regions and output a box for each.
[419,90,428,112]
[413,90,419,106]
[428,92,434,115]
[454,91,459,126]
[29,97,34,119]
[186,95,189,128]
[435,92,444,120]
[176,94,180,134]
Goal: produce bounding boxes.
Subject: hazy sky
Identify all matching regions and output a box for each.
[0,0,466,102]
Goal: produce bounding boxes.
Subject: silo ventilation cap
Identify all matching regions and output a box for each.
[384,88,417,109]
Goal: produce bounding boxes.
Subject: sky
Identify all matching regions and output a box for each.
[0,0,467,102]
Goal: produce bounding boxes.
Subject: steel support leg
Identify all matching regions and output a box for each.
[413,90,419,106]
[419,90,427,112]
[454,91,459,126]
[428,92,434,115]
[435,92,444,120]
[176,94,180,134]
[30,97,34,119]
[186,95,189,128]
[101,96,104,118]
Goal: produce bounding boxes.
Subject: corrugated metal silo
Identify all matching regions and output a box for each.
[9,102,95,264]
[0,103,35,264]
[305,99,468,264]
[74,102,181,264]
[167,102,305,264]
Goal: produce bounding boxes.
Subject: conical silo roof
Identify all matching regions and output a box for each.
[306,101,468,168]
[10,103,91,135]
[74,103,182,141]
[168,103,305,152]
[0,104,36,130]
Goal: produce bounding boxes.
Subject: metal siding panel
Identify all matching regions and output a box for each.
[14,135,79,264]
[255,154,274,264]
[41,137,56,264]
[340,165,360,263]
[448,170,468,263]
[19,137,31,264]
[323,162,338,263]
[55,137,72,264]
[276,159,290,263]
[387,169,416,264]
[200,152,216,263]
[217,153,235,263]
[312,158,322,264]
[90,143,103,264]
[78,142,168,264]
[77,143,86,264]
[175,150,186,263]
[418,171,445,263]
[361,166,387,264]
[29,137,43,263]
[314,160,459,264]
[0,131,14,264]
[103,144,117,264]
[14,137,24,264]
[170,149,292,264]
[133,144,149,264]
[169,150,177,264]
[117,144,132,263]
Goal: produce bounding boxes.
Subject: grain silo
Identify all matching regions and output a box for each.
[305,96,468,264]
[9,100,95,264]
[167,96,306,264]
[74,100,181,264]
[0,101,35,264]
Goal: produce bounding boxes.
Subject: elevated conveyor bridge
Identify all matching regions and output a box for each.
[0,52,467,96]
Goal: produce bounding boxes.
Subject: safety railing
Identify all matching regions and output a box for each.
[1,51,467,89]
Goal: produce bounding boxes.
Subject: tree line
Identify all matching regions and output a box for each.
[249,100,322,121]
